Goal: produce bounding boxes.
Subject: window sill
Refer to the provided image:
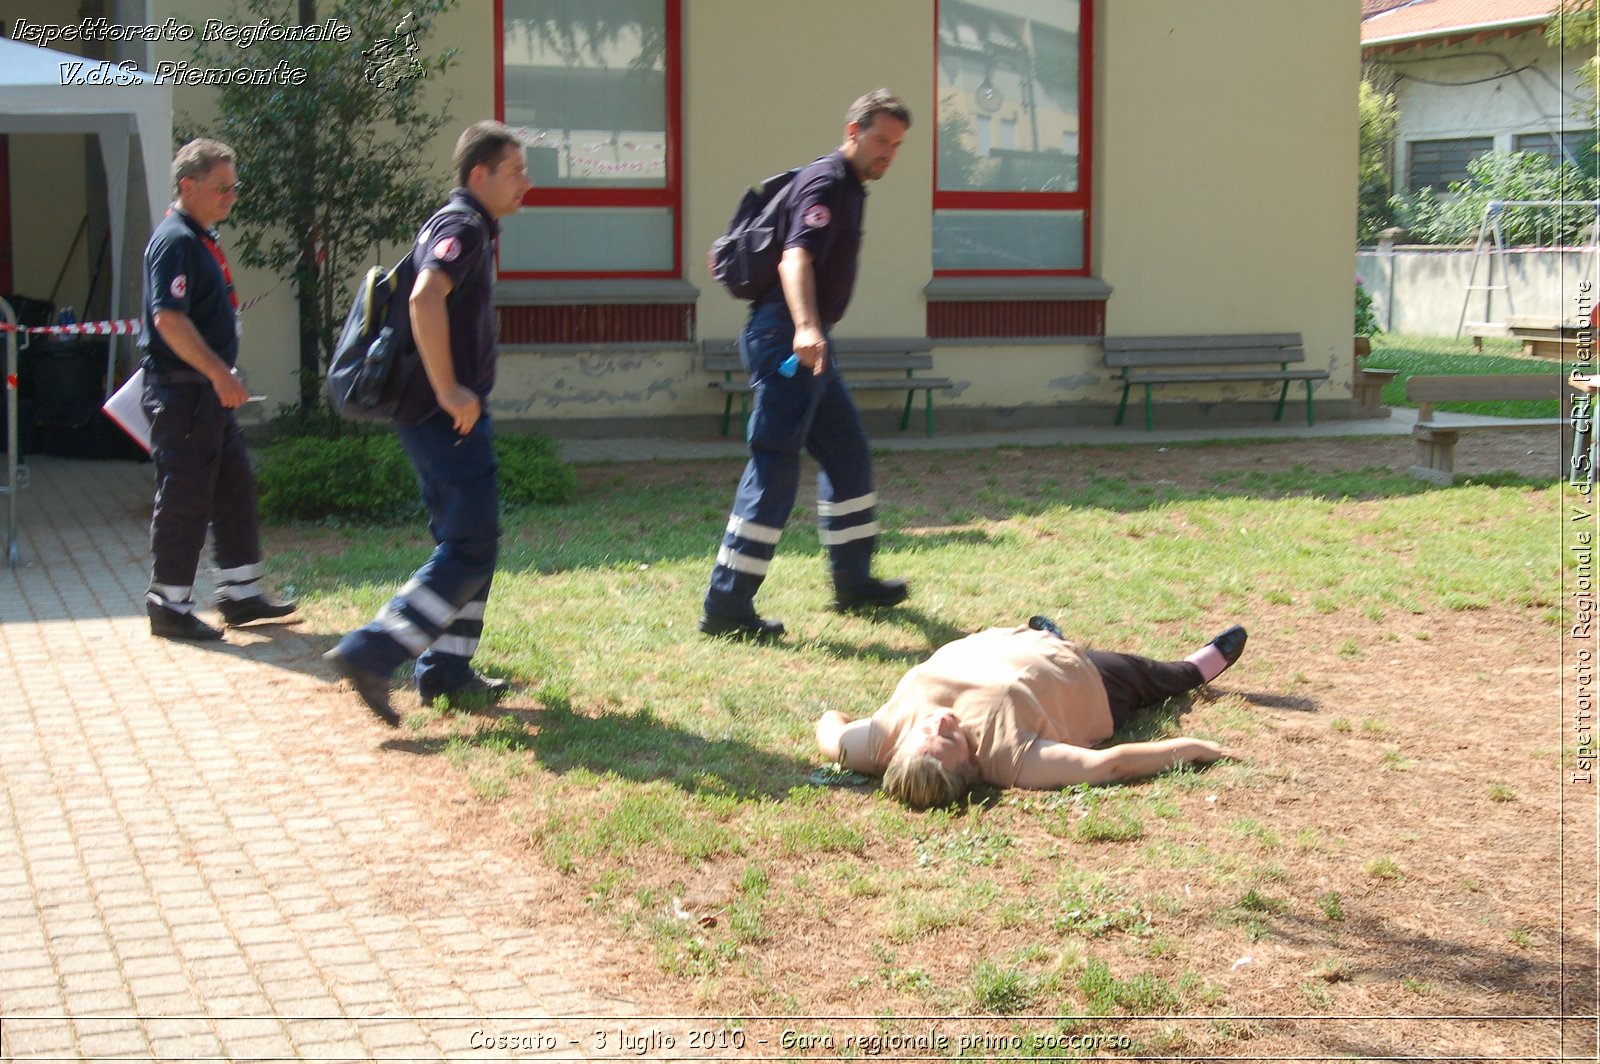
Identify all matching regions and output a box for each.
[495,278,700,305]
[923,276,1112,301]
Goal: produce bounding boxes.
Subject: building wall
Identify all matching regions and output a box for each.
[13,1,1358,432]
[1375,33,1590,183]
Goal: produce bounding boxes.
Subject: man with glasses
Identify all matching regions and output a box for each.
[139,138,295,640]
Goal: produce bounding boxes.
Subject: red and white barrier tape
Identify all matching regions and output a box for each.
[0,319,143,336]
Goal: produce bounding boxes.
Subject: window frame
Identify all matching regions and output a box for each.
[1406,136,1491,193]
[492,0,683,280]
[932,0,1095,278]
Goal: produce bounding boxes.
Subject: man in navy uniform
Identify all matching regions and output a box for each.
[140,138,295,640]
[325,121,531,724]
[701,88,913,641]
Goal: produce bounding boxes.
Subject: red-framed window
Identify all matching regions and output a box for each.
[933,0,1093,276]
[494,0,681,280]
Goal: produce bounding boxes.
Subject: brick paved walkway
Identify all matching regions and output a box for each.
[0,457,635,1061]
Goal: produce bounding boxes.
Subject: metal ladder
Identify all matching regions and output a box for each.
[1454,200,1513,341]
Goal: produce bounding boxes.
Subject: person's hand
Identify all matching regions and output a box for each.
[438,385,481,435]
[793,325,828,375]
[210,370,249,409]
[1187,739,1237,764]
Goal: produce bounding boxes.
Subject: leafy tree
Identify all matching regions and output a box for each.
[1388,150,1600,245]
[183,0,457,419]
[1549,0,1600,125]
[1358,79,1399,244]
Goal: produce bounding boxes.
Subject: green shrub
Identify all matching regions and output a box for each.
[498,432,579,507]
[256,429,575,523]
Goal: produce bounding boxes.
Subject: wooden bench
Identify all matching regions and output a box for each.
[1506,316,1585,361]
[1406,373,1569,484]
[702,338,954,437]
[1103,334,1329,431]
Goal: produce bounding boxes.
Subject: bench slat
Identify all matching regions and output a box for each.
[1124,369,1328,385]
[1105,333,1302,352]
[1106,346,1305,368]
[710,377,953,393]
[1405,373,1565,403]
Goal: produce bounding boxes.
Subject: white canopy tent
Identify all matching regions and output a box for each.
[0,37,172,566]
[0,36,173,394]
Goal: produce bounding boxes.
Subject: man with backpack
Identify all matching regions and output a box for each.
[325,121,531,724]
[700,88,913,641]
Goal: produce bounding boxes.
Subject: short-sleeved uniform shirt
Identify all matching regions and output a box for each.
[762,150,865,328]
[139,208,237,375]
[859,627,1115,788]
[395,188,500,426]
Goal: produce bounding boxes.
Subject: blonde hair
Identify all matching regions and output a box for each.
[882,750,970,810]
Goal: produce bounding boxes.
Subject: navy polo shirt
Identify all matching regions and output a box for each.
[395,189,500,426]
[139,208,238,375]
[776,150,866,327]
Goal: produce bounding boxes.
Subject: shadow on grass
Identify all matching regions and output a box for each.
[383,699,815,801]
[1236,690,1319,712]
[803,606,969,663]
[1232,905,1590,1059]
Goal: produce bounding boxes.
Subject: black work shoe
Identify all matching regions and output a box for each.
[1028,614,1064,638]
[148,602,224,641]
[215,594,298,627]
[1210,625,1249,670]
[698,611,785,641]
[418,670,510,705]
[323,647,398,726]
[834,577,909,613]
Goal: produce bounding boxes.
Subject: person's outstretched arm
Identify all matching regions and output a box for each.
[1014,737,1232,789]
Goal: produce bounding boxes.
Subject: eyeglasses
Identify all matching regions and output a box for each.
[211,181,242,194]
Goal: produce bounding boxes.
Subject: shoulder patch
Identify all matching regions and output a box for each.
[802,204,832,229]
[431,235,462,262]
[170,275,187,299]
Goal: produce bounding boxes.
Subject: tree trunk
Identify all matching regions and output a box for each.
[294,0,320,417]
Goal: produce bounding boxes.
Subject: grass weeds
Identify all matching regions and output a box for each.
[269,432,1560,1014]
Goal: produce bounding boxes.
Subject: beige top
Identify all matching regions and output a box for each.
[860,626,1113,787]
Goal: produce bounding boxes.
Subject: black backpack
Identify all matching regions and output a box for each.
[327,202,486,421]
[708,167,800,300]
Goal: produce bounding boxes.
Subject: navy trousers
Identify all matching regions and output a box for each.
[335,411,499,693]
[142,379,263,610]
[704,300,879,619]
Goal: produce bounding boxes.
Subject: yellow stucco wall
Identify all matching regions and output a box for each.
[15,1,1357,429]
[1097,0,1358,403]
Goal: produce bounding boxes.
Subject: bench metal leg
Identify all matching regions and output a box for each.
[720,393,733,437]
[1115,382,1131,426]
[1305,380,1315,426]
[900,388,914,432]
[925,388,935,437]
[1273,380,1290,422]
[1143,384,1154,431]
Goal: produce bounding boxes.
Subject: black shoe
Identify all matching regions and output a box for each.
[148,602,223,641]
[323,647,398,726]
[216,594,297,627]
[834,577,909,612]
[1210,625,1248,669]
[1028,614,1064,638]
[698,611,785,641]
[419,670,510,705]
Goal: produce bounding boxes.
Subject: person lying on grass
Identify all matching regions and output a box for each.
[814,617,1244,809]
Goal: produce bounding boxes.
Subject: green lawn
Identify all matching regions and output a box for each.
[1362,333,1565,418]
[273,439,1564,1040]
